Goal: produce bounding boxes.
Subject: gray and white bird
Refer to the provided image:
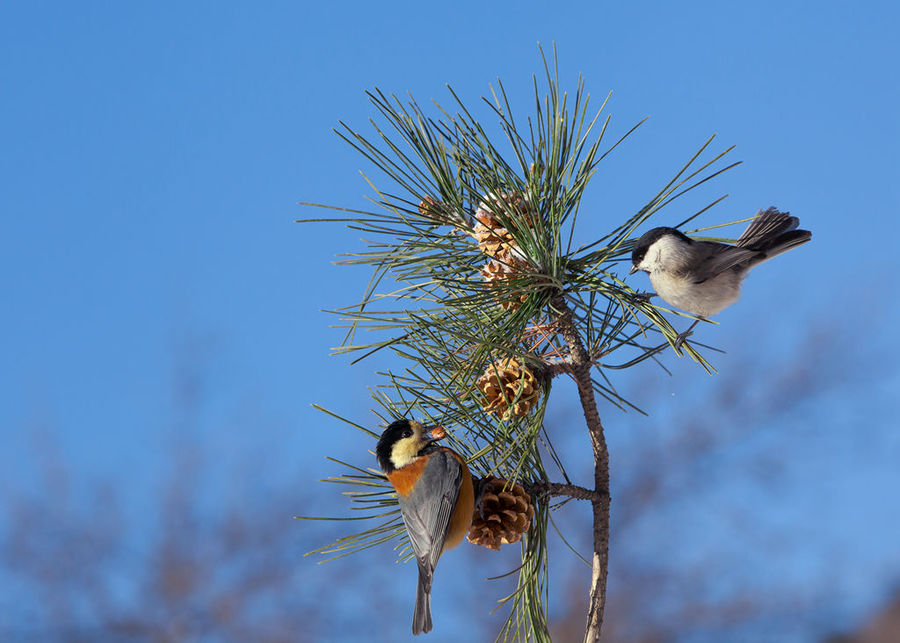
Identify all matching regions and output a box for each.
[630,207,811,342]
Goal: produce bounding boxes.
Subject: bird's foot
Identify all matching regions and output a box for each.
[628,291,655,305]
[674,329,693,350]
[674,319,700,350]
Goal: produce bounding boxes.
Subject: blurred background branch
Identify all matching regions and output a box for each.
[3,307,898,641]
[2,3,898,641]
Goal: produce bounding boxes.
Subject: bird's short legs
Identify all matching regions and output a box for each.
[628,291,655,305]
[674,319,701,350]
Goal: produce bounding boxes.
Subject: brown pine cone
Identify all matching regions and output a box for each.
[475,190,529,226]
[479,259,529,311]
[467,476,535,550]
[475,357,540,418]
[471,190,538,263]
[473,222,518,263]
[418,196,439,216]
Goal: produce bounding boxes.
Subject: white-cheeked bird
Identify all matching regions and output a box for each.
[630,207,811,342]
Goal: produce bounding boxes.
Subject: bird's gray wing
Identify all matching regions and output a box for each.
[396,450,462,569]
[688,241,759,283]
[736,207,799,249]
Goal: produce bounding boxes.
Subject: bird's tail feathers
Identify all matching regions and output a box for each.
[737,207,800,249]
[412,562,433,635]
[750,229,812,266]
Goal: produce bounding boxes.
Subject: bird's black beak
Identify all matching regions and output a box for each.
[629,265,639,275]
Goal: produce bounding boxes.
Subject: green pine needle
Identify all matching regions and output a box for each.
[298,45,743,641]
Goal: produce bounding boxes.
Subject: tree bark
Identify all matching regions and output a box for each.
[550,294,611,643]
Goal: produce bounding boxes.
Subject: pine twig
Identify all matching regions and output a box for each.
[527,481,608,503]
[549,293,611,643]
[303,51,738,641]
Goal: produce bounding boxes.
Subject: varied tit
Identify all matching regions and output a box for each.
[630,207,811,342]
[376,419,475,635]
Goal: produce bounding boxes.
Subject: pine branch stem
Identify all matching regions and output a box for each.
[536,346,608,378]
[528,481,607,503]
[549,293,610,643]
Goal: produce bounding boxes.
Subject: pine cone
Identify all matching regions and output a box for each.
[475,357,540,418]
[418,196,440,217]
[480,259,529,311]
[471,190,536,263]
[418,196,459,227]
[476,190,531,226]
[467,476,535,550]
[473,222,518,263]
[479,258,512,281]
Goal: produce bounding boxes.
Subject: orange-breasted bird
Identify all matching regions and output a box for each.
[375,419,475,635]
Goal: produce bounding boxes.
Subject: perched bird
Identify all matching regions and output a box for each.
[376,419,475,635]
[630,207,811,342]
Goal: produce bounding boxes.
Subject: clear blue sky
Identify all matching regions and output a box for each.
[2,1,899,640]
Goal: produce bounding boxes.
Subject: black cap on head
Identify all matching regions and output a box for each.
[630,227,691,266]
[375,419,413,473]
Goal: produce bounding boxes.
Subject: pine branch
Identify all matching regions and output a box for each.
[549,293,610,643]
[533,345,608,379]
[300,46,741,642]
[527,481,607,503]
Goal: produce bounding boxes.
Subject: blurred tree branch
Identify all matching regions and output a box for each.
[0,434,388,641]
[548,315,899,641]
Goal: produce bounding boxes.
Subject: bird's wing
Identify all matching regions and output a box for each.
[688,242,759,283]
[396,450,463,570]
[736,207,799,249]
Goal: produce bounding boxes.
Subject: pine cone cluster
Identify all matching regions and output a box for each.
[475,357,540,418]
[473,191,537,310]
[472,191,531,264]
[467,476,535,550]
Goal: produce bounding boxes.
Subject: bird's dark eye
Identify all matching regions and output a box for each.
[402,429,412,438]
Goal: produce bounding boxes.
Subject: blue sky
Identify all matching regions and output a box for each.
[2,1,899,640]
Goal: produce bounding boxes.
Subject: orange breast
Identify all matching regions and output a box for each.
[386,457,429,496]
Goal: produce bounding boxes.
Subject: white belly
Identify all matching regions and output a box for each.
[649,270,741,317]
